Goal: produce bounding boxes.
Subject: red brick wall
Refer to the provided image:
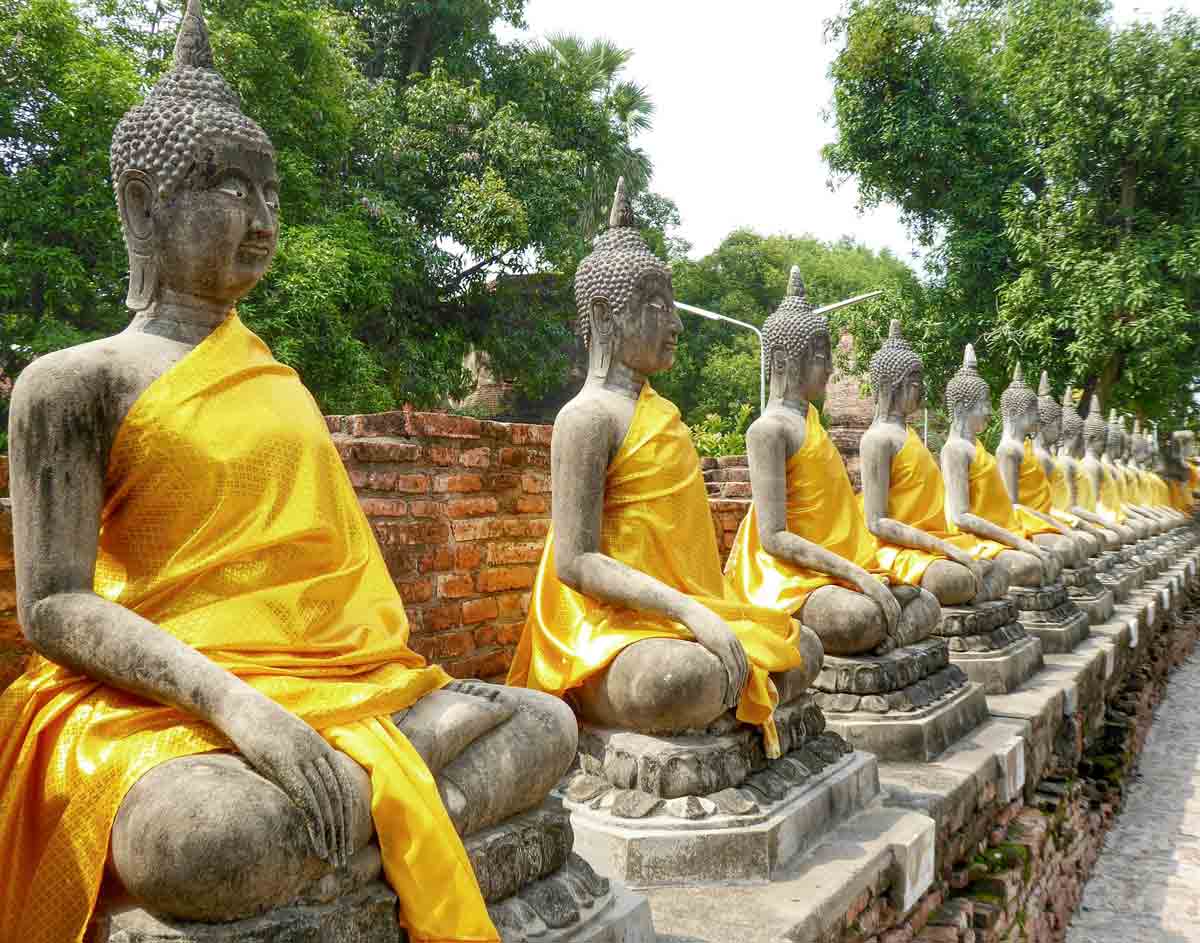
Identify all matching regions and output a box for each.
[0,414,759,695]
[326,408,553,682]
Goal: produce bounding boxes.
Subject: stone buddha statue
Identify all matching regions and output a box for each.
[994,363,1089,567]
[508,182,820,764]
[728,267,941,657]
[1053,389,1121,548]
[1081,396,1141,545]
[1028,371,1106,557]
[0,5,582,939]
[1103,412,1157,540]
[940,345,1061,588]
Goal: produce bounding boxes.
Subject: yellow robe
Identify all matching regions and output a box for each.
[872,427,1006,585]
[1097,464,1127,524]
[507,384,802,757]
[725,404,883,616]
[0,314,497,943]
[972,440,1057,539]
[1048,455,1083,527]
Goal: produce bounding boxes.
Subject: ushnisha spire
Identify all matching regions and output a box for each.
[574,178,671,346]
[174,0,215,69]
[963,343,978,372]
[1038,370,1053,397]
[1013,361,1025,384]
[1083,394,1108,450]
[1035,370,1061,430]
[763,264,827,362]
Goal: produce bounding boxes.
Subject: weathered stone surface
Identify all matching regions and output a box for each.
[610,790,662,819]
[815,638,949,696]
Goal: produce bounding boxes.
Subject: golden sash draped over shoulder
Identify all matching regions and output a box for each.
[999,440,1059,538]
[872,427,1005,584]
[725,404,882,616]
[0,315,497,943]
[1047,455,1083,527]
[507,384,802,757]
[1096,465,1127,523]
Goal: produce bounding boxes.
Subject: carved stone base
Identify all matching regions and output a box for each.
[812,637,952,706]
[822,680,988,762]
[948,633,1044,695]
[1096,552,1138,601]
[563,744,878,885]
[1008,583,1090,653]
[92,808,654,943]
[574,696,824,799]
[1061,564,1115,623]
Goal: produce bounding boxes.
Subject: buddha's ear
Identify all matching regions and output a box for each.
[117,169,160,311]
[590,297,614,346]
[771,347,788,376]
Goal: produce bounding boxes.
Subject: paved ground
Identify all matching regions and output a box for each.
[1068,650,1200,942]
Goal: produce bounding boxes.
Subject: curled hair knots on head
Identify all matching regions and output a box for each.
[1060,389,1085,440]
[762,266,829,364]
[945,344,991,415]
[869,319,922,396]
[110,0,273,201]
[1037,370,1061,429]
[574,178,672,347]
[1083,395,1108,452]
[1000,362,1037,420]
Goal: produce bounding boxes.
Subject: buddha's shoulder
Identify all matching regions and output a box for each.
[860,421,906,454]
[553,389,632,442]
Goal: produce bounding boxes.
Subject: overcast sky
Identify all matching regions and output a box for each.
[500,0,1198,266]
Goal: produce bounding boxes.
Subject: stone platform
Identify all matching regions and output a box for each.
[92,806,655,943]
[933,598,1043,694]
[1062,562,1115,624]
[1009,582,1090,653]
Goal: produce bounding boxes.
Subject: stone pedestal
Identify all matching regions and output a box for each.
[1061,563,1115,624]
[1096,551,1139,601]
[92,807,655,943]
[810,637,988,760]
[932,598,1044,694]
[560,697,877,886]
[1009,582,1089,653]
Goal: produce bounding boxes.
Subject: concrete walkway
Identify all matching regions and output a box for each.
[1068,650,1200,942]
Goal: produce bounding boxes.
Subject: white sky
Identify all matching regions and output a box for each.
[502,0,1199,265]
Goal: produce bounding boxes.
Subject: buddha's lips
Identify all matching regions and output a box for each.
[238,242,272,257]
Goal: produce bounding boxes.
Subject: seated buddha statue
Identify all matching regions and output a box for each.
[859,322,1010,606]
[939,346,1062,588]
[1131,421,1188,527]
[0,6,577,939]
[1026,371,1105,558]
[1081,396,1141,545]
[508,183,819,761]
[726,268,940,657]
[1103,412,1157,539]
[994,363,1090,567]
[1053,389,1124,549]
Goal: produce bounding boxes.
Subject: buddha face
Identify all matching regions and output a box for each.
[122,139,279,309]
[797,331,833,402]
[1040,411,1062,446]
[963,396,991,437]
[894,366,924,417]
[612,272,680,376]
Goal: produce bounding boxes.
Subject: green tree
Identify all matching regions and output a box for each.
[657,230,922,425]
[825,0,1200,428]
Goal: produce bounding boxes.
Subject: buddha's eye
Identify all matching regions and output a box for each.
[264,187,280,212]
[216,177,247,199]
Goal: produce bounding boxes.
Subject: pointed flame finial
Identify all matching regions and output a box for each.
[1062,388,1075,410]
[1088,393,1102,417]
[963,343,978,370]
[786,265,806,299]
[608,176,635,229]
[1038,370,1052,397]
[889,319,903,339]
[174,0,215,70]
[1013,361,1025,383]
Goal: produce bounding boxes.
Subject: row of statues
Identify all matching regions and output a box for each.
[1,2,1196,939]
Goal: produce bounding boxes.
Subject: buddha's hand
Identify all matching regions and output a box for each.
[219,688,356,870]
[1034,548,1060,584]
[856,576,902,640]
[682,603,750,711]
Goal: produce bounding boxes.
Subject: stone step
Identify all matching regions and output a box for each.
[641,804,935,943]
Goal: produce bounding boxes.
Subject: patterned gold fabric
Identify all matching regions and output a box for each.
[508,383,803,757]
[871,427,1005,584]
[0,314,497,943]
[725,404,883,616]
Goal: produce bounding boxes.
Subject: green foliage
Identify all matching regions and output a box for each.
[690,403,754,458]
[659,231,921,425]
[825,0,1200,429]
[0,0,662,416]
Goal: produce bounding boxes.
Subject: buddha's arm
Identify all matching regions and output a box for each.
[746,419,900,633]
[1019,506,1072,536]
[550,403,748,706]
[941,444,1041,554]
[859,432,978,568]
[996,442,1022,504]
[8,358,353,868]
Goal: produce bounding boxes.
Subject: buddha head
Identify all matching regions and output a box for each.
[869,320,923,419]
[945,344,992,437]
[1133,419,1151,467]
[1000,361,1038,440]
[110,0,278,313]
[1036,371,1062,447]
[1083,395,1108,458]
[575,178,677,378]
[1061,389,1086,459]
[1106,410,1127,461]
[762,266,831,402]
